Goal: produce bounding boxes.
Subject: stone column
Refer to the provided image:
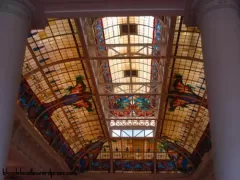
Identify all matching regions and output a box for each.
[186,0,240,180]
[0,0,34,172]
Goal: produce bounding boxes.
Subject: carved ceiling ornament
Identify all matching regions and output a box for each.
[0,0,35,20]
[184,0,239,26]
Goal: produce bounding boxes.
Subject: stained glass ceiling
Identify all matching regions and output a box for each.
[89,16,167,136]
[17,16,211,173]
[158,16,208,153]
[103,17,153,93]
[20,19,105,154]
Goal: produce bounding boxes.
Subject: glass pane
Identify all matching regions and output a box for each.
[145,130,153,137]
[112,130,121,137]
[133,130,144,137]
[122,130,132,137]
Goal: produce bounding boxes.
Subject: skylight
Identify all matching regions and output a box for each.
[112,129,153,137]
[18,16,211,173]
[92,16,166,136]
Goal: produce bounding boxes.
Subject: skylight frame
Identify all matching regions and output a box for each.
[91,16,166,135]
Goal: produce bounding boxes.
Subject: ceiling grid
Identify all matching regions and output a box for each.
[17,16,211,173]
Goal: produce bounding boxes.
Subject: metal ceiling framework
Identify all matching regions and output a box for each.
[18,16,211,173]
[83,16,169,138]
[22,19,106,154]
[158,16,209,154]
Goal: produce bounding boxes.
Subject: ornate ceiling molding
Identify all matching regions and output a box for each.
[190,150,214,180]
[12,105,74,179]
[184,0,239,27]
[0,0,35,20]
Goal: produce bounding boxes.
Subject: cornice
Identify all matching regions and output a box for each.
[0,0,35,20]
[13,105,72,175]
[190,151,214,180]
[184,0,239,27]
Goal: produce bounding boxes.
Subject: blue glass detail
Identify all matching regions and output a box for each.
[33,46,44,51]
[158,162,165,169]
[28,32,38,38]
[151,18,162,82]
[94,19,112,85]
[39,58,50,63]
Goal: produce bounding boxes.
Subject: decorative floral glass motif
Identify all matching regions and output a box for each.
[93,17,163,132]
[18,76,94,170]
[151,18,162,82]
[95,19,105,52]
[18,79,75,166]
[159,139,194,173]
[17,17,212,174]
[134,96,155,116]
[19,75,93,141]
[94,19,112,84]
[111,160,154,172]
[109,96,154,117]
[24,75,93,122]
[169,74,208,111]
[109,96,131,116]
